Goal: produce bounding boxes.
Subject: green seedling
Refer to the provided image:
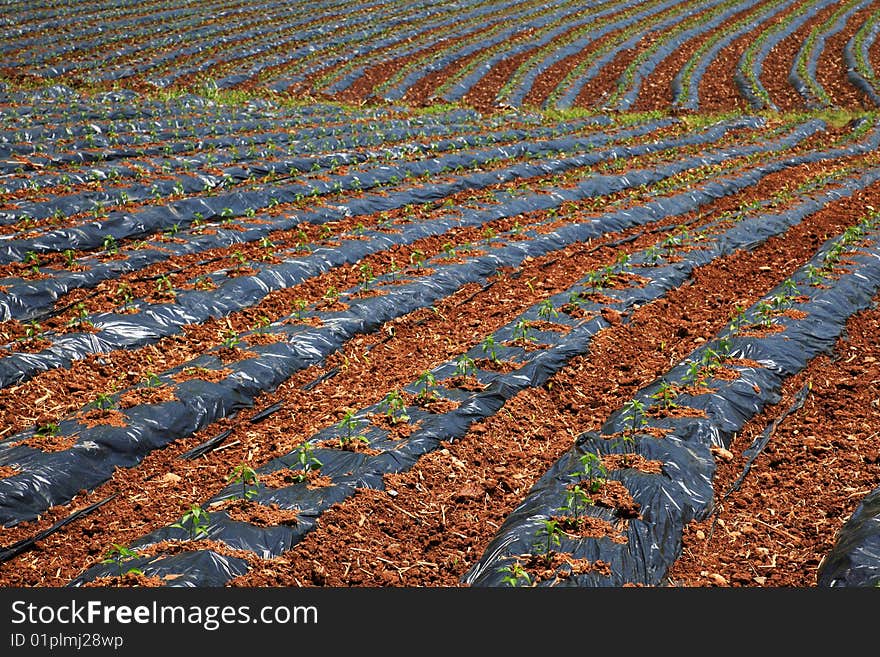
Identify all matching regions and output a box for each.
[92,392,116,411]
[23,251,41,274]
[682,360,705,387]
[221,329,240,349]
[415,370,439,403]
[511,318,536,343]
[728,305,748,333]
[409,250,426,269]
[291,443,323,483]
[537,299,558,319]
[143,371,162,388]
[651,381,678,410]
[620,398,647,433]
[454,354,478,378]
[358,262,375,290]
[172,504,210,541]
[100,544,143,577]
[754,300,776,328]
[290,298,309,320]
[251,315,272,333]
[337,410,369,447]
[480,335,500,363]
[804,264,825,287]
[35,422,60,437]
[534,518,563,565]
[227,464,260,500]
[66,301,93,329]
[576,452,607,493]
[102,235,118,255]
[62,249,77,268]
[379,390,410,424]
[498,560,532,587]
[559,483,593,523]
[154,274,175,299]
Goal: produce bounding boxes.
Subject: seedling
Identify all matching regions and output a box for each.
[91,392,117,411]
[498,560,532,587]
[66,302,93,329]
[728,305,748,333]
[645,244,663,265]
[291,442,323,483]
[227,463,260,500]
[454,354,478,378]
[290,298,308,320]
[415,370,439,403]
[441,242,457,258]
[21,320,42,341]
[620,398,647,433]
[62,249,77,268]
[259,237,275,260]
[480,335,500,363]
[754,300,776,328]
[533,518,563,565]
[804,264,825,287]
[682,360,705,387]
[35,422,60,437]
[559,483,593,522]
[172,503,210,541]
[143,371,162,388]
[23,251,41,274]
[221,329,240,349]
[358,262,375,290]
[337,410,369,447]
[154,274,175,300]
[409,250,426,269]
[102,235,118,255]
[511,318,536,343]
[378,390,410,424]
[100,544,143,577]
[537,299,558,319]
[576,452,607,493]
[651,381,678,410]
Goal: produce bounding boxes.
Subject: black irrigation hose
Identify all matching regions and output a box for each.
[707,381,812,540]
[178,429,233,462]
[0,493,117,566]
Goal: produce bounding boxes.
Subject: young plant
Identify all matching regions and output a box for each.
[358,262,375,290]
[227,464,259,500]
[651,381,678,410]
[480,335,500,363]
[454,354,478,378]
[35,422,60,437]
[533,518,563,565]
[100,544,143,577]
[291,442,323,483]
[754,300,776,328]
[498,560,532,587]
[537,299,558,319]
[337,410,368,447]
[91,392,117,411]
[221,329,240,349]
[559,483,593,523]
[511,318,536,343]
[620,398,647,433]
[378,389,410,424]
[576,452,607,493]
[172,504,210,541]
[415,370,439,403]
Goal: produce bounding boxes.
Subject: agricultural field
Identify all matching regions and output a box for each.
[0,0,879,590]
